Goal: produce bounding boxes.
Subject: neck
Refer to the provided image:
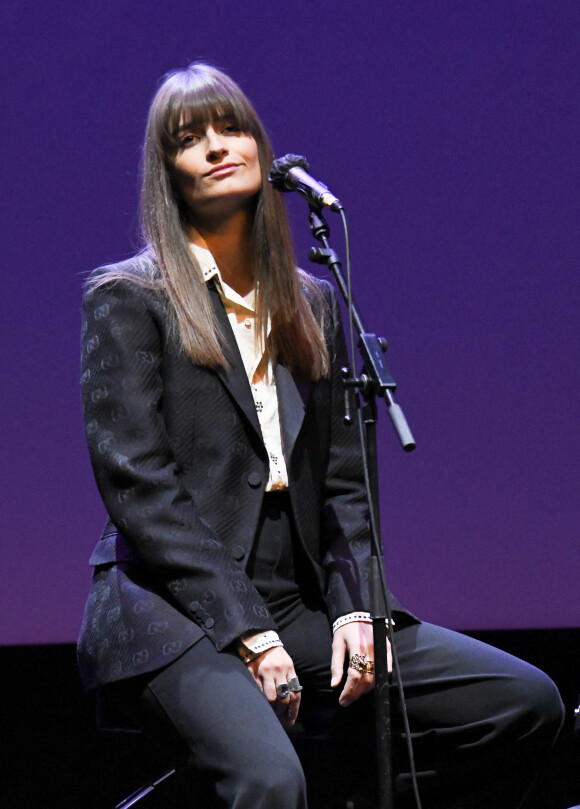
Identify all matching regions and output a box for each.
[189,207,255,297]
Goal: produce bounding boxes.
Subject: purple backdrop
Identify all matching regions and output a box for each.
[1,0,578,645]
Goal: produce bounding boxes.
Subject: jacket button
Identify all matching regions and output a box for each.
[247,472,262,488]
[233,545,246,560]
[204,618,215,629]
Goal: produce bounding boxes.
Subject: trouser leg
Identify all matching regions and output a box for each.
[112,636,308,809]
[282,612,564,808]
[391,622,565,808]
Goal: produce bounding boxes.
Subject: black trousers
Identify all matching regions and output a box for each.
[110,495,565,808]
[113,618,563,809]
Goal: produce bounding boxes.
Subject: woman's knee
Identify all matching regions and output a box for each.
[516,665,565,746]
[229,749,307,809]
[485,652,566,755]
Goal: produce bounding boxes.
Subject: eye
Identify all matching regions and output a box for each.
[221,122,242,135]
[177,132,200,148]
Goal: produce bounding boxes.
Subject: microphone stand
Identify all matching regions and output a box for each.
[307,207,415,809]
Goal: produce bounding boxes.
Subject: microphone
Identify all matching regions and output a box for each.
[269,154,343,212]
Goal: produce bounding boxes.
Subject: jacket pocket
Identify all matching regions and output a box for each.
[88,528,136,567]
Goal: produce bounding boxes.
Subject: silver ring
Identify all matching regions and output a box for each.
[287,677,303,693]
[276,677,303,700]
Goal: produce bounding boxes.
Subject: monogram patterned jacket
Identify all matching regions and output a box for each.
[77,257,407,690]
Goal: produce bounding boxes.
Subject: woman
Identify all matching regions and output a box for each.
[79,63,563,809]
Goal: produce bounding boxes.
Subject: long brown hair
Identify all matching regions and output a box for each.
[92,62,329,379]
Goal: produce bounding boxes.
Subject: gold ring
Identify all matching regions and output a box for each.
[349,653,375,674]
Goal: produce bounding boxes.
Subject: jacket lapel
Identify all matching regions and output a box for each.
[275,362,311,462]
[208,282,264,442]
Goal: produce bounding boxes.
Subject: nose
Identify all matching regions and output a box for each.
[206,127,228,161]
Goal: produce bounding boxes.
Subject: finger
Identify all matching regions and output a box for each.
[338,668,362,707]
[273,693,290,718]
[330,641,346,688]
[262,678,279,704]
[286,691,301,726]
[339,663,376,707]
[247,667,264,692]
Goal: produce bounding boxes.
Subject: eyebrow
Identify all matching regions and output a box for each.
[173,121,203,135]
[173,113,237,136]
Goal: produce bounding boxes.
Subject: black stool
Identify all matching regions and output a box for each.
[96,691,181,808]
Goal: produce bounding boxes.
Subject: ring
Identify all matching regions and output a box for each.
[276,677,303,700]
[276,683,290,699]
[349,653,375,675]
[287,677,303,693]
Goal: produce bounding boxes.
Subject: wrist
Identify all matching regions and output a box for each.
[332,613,395,633]
[332,612,372,633]
[235,630,283,664]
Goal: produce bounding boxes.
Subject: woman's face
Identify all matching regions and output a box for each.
[172,116,262,221]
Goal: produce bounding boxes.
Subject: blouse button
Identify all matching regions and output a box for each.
[244,318,252,328]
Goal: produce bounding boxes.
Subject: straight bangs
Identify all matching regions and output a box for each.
[157,69,262,158]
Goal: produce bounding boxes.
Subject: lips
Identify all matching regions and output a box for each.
[205,163,240,177]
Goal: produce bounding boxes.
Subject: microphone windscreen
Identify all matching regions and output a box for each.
[269,154,310,191]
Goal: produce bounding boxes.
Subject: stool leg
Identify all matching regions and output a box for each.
[115,767,176,808]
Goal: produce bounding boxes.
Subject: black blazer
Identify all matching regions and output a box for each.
[77,258,408,690]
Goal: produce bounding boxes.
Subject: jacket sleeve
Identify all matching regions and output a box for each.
[81,273,276,650]
[319,283,373,621]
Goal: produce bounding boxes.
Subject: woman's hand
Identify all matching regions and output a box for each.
[247,646,301,726]
[330,621,392,707]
